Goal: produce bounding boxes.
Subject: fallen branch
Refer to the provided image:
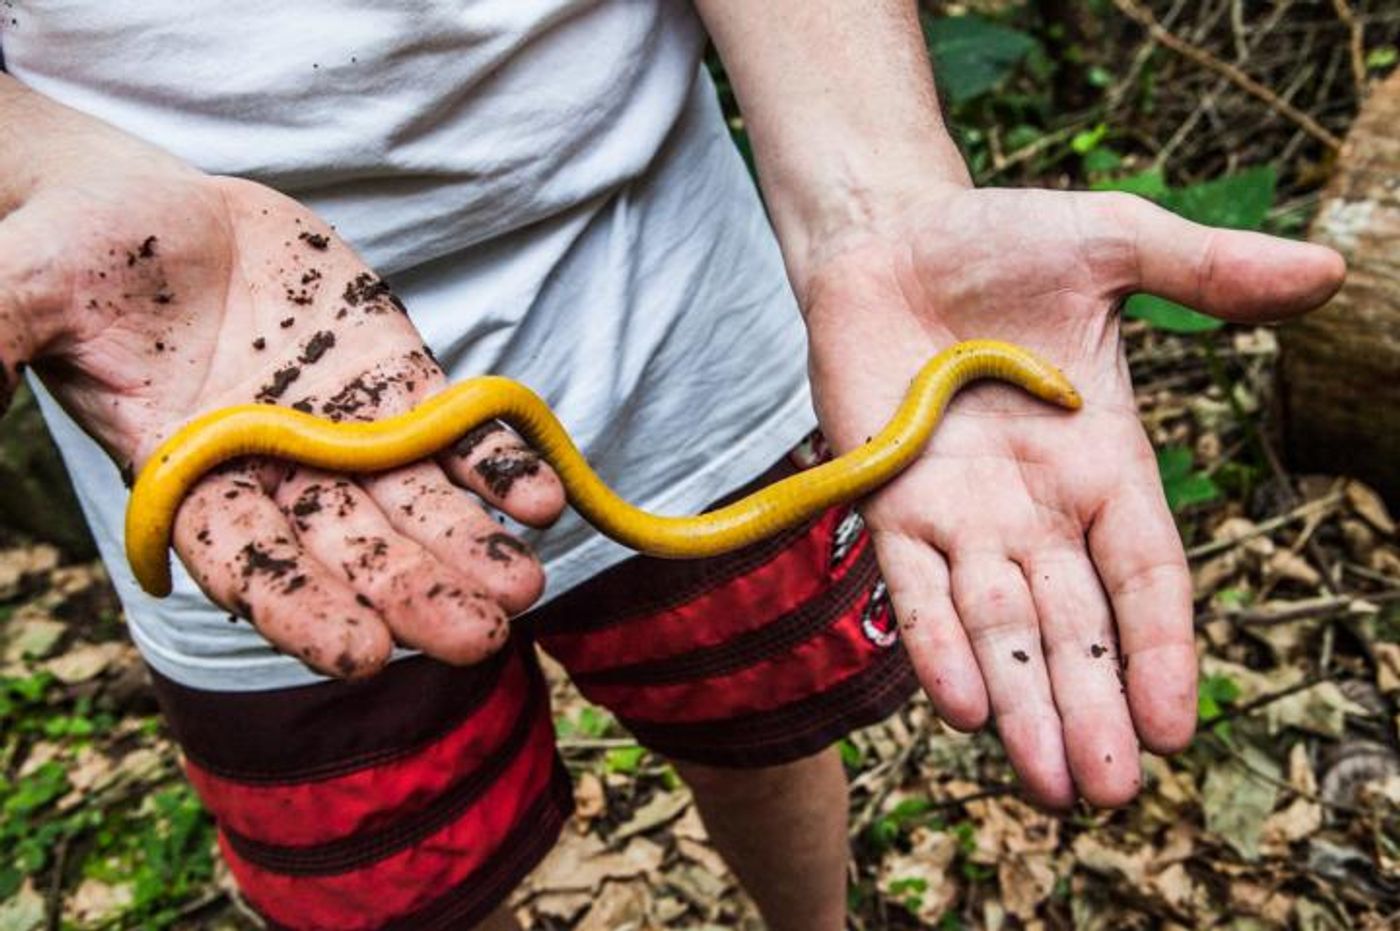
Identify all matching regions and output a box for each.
[1196,588,1400,628]
[1186,492,1344,561]
[1110,0,1344,150]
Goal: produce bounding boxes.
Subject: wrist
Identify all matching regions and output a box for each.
[765,138,970,303]
[0,75,196,209]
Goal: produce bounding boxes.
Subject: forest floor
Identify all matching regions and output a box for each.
[1,323,1396,931]
[3,1,1400,928]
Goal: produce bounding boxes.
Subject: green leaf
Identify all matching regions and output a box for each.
[1366,46,1397,70]
[1092,167,1170,200]
[837,738,864,769]
[1082,146,1123,175]
[1071,123,1109,154]
[1125,294,1223,333]
[604,745,646,774]
[1160,165,1276,231]
[1156,445,1221,512]
[1198,673,1242,722]
[923,15,1038,105]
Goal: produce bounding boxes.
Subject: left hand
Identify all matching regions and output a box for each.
[798,183,1344,807]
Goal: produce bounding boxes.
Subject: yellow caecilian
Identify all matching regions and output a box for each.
[126,339,1082,597]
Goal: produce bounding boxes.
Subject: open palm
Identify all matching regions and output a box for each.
[801,186,1344,806]
[2,140,563,679]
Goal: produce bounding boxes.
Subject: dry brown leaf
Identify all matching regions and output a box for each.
[528,891,593,924]
[1194,551,1245,597]
[878,827,960,925]
[612,790,690,842]
[1261,796,1323,855]
[1269,681,1370,737]
[1369,545,1400,579]
[1143,754,1196,809]
[1345,480,1396,536]
[0,543,59,599]
[1148,862,1197,914]
[1340,518,1378,562]
[1071,834,1151,886]
[63,878,134,925]
[670,803,709,843]
[998,852,1057,920]
[0,878,45,931]
[2,615,66,664]
[666,862,730,914]
[1287,741,1319,795]
[520,831,664,897]
[1151,822,1198,870]
[44,641,127,684]
[676,837,730,880]
[572,770,606,831]
[650,894,689,925]
[1230,880,1295,925]
[1265,550,1323,587]
[964,794,1059,863]
[1195,431,1222,463]
[64,745,118,798]
[1213,516,1275,556]
[1246,618,1315,664]
[574,880,651,931]
[1376,643,1400,695]
[17,741,64,780]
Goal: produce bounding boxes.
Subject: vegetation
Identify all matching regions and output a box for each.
[1,1,1398,928]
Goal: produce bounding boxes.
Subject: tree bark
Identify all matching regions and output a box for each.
[1279,69,1400,504]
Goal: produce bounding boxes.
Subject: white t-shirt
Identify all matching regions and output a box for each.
[2,0,816,690]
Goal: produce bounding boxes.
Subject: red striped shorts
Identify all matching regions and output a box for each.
[150,438,919,929]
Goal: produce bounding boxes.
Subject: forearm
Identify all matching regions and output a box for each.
[0,74,194,212]
[694,0,968,279]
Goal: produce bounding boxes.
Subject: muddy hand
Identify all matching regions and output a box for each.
[0,79,564,678]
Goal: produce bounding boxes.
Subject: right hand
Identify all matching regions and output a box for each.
[0,81,565,679]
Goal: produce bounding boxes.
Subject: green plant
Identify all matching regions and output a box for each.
[1156,445,1221,513]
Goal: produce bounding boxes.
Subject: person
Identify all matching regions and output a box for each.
[0,2,1344,929]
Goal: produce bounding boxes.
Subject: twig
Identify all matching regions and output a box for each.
[1185,492,1343,560]
[44,837,68,931]
[1330,0,1369,99]
[976,122,1085,183]
[848,717,933,840]
[1104,0,1191,111]
[1110,0,1343,150]
[1198,676,1323,727]
[1197,588,1400,628]
[1205,730,1363,815]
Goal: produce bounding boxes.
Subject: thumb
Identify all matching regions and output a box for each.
[1118,194,1347,323]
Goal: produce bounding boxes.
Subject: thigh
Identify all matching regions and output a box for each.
[150,634,570,930]
[527,436,920,768]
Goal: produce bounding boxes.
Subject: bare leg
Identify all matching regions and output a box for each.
[673,746,848,931]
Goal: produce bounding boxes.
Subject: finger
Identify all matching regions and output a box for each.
[1026,546,1141,807]
[171,463,392,679]
[1115,193,1346,321]
[950,549,1075,809]
[871,528,987,730]
[1087,468,1197,754]
[356,460,545,614]
[438,419,565,528]
[275,466,510,665]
